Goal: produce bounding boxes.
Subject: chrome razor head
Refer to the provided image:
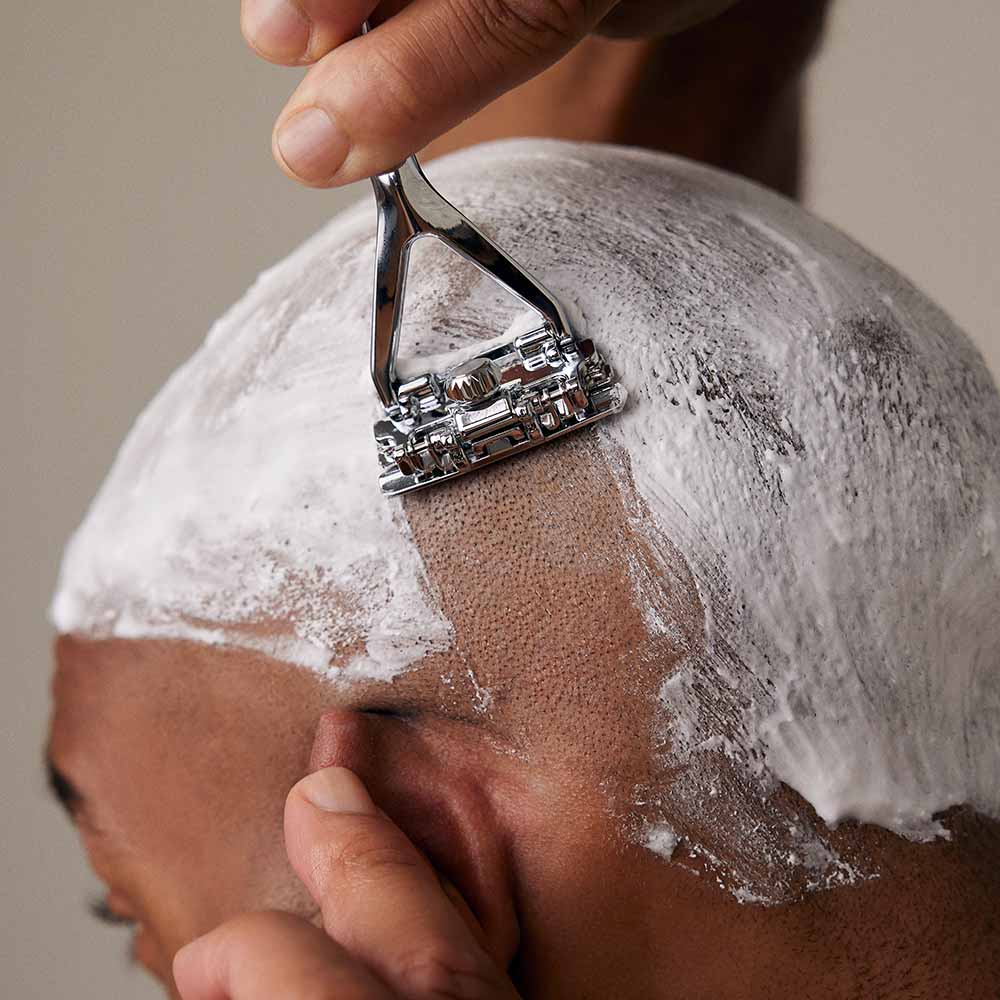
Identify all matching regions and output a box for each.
[368,154,625,496]
[374,326,625,495]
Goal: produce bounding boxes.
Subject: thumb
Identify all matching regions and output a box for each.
[284,766,519,998]
[271,0,614,187]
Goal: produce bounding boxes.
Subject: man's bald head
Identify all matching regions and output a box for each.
[52,141,1000,906]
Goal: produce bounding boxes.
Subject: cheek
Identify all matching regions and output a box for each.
[110,745,315,961]
[131,922,175,992]
[55,640,328,983]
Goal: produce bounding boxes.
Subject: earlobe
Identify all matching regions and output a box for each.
[307,709,520,969]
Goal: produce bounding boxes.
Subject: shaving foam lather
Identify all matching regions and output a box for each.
[367,152,626,496]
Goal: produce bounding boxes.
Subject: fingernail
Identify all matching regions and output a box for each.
[299,766,377,814]
[276,107,348,185]
[243,0,311,62]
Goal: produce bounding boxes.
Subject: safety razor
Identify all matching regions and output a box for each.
[368,154,626,496]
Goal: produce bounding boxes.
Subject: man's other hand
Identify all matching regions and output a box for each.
[240,0,738,186]
[173,766,519,999]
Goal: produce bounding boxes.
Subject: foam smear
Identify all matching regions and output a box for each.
[534,145,1000,884]
[51,140,1000,902]
[50,207,454,680]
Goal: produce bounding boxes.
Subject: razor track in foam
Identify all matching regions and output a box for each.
[368,155,626,496]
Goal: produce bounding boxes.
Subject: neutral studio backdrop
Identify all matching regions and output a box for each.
[3,2,998,996]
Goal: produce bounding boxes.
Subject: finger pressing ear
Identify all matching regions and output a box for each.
[271,0,615,186]
[284,766,519,998]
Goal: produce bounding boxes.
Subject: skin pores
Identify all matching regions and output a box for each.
[52,140,1000,902]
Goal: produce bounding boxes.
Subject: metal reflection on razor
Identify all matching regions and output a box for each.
[368,154,626,497]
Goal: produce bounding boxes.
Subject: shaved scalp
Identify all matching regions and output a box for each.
[53,141,1000,908]
[403,436,697,753]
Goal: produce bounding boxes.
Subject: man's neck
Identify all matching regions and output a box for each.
[623,809,1000,1000]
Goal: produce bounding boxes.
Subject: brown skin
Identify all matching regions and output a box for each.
[48,2,999,993]
[249,0,830,196]
[49,439,1000,997]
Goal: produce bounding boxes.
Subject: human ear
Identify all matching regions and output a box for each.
[307,708,520,970]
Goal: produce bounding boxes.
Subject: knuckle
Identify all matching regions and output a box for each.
[328,824,421,884]
[393,946,502,1000]
[365,38,435,132]
[470,0,592,55]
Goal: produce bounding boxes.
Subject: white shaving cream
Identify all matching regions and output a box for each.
[52,141,1000,890]
[49,200,454,679]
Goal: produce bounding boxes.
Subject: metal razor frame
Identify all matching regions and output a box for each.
[360,16,622,496]
[369,155,576,408]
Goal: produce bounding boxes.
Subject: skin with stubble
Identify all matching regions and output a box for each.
[49,438,1000,997]
[46,1,1000,996]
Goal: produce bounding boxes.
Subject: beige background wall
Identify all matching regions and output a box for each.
[2,2,997,996]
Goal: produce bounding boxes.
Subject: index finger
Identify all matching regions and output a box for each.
[269,0,614,186]
[173,910,394,1000]
[284,766,517,998]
